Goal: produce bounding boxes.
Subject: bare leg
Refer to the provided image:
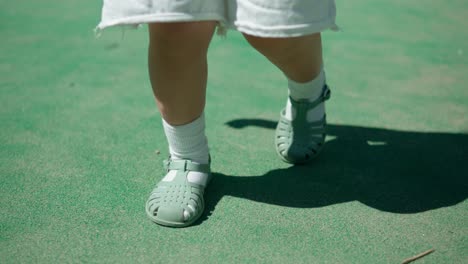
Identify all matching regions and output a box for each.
[146,22,216,227]
[148,21,216,125]
[244,33,329,164]
[243,33,323,83]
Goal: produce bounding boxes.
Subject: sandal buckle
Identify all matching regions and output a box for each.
[322,85,331,101]
[163,158,171,171]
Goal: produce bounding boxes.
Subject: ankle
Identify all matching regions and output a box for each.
[163,113,210,165]
[288,67,325,101]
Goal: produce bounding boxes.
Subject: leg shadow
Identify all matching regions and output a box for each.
[197,119,468,223]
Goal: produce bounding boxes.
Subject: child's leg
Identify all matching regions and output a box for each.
[146,22,216,227]
[148,21,215,166]
[244,33,330,163]
[148,21,216,125]
[243,33,323,83]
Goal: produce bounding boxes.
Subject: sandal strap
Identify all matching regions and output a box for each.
[289,84,331,110]
[163,159,210,174]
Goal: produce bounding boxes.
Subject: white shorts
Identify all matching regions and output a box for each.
[97,0,337,37]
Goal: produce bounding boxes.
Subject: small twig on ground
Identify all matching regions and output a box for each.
[401,249,435,264]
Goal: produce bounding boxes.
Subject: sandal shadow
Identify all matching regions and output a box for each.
[194,119,468,225]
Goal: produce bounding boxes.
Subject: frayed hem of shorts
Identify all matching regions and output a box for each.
[233,20,339,38]
[93,15,338,39]
[94,22,228,39]
[94,13,227,38]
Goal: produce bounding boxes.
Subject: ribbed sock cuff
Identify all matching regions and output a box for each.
[162,113,209,164]
[288,67,325,101]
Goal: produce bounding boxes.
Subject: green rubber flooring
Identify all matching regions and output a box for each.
[1,0,467,263]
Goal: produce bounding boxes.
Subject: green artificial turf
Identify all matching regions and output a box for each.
[1,0,467,263]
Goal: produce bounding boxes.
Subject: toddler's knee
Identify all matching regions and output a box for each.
[149,22,216,54]
[243,33,321,61]
[243,34,291,56]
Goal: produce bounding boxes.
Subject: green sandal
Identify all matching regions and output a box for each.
[275,85,331,164]
[145,158,211,227]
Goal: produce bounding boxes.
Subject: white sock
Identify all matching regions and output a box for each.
[285,67,326,122]
[161,113,210,187]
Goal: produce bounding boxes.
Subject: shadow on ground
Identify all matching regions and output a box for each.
[197,119,468,224]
